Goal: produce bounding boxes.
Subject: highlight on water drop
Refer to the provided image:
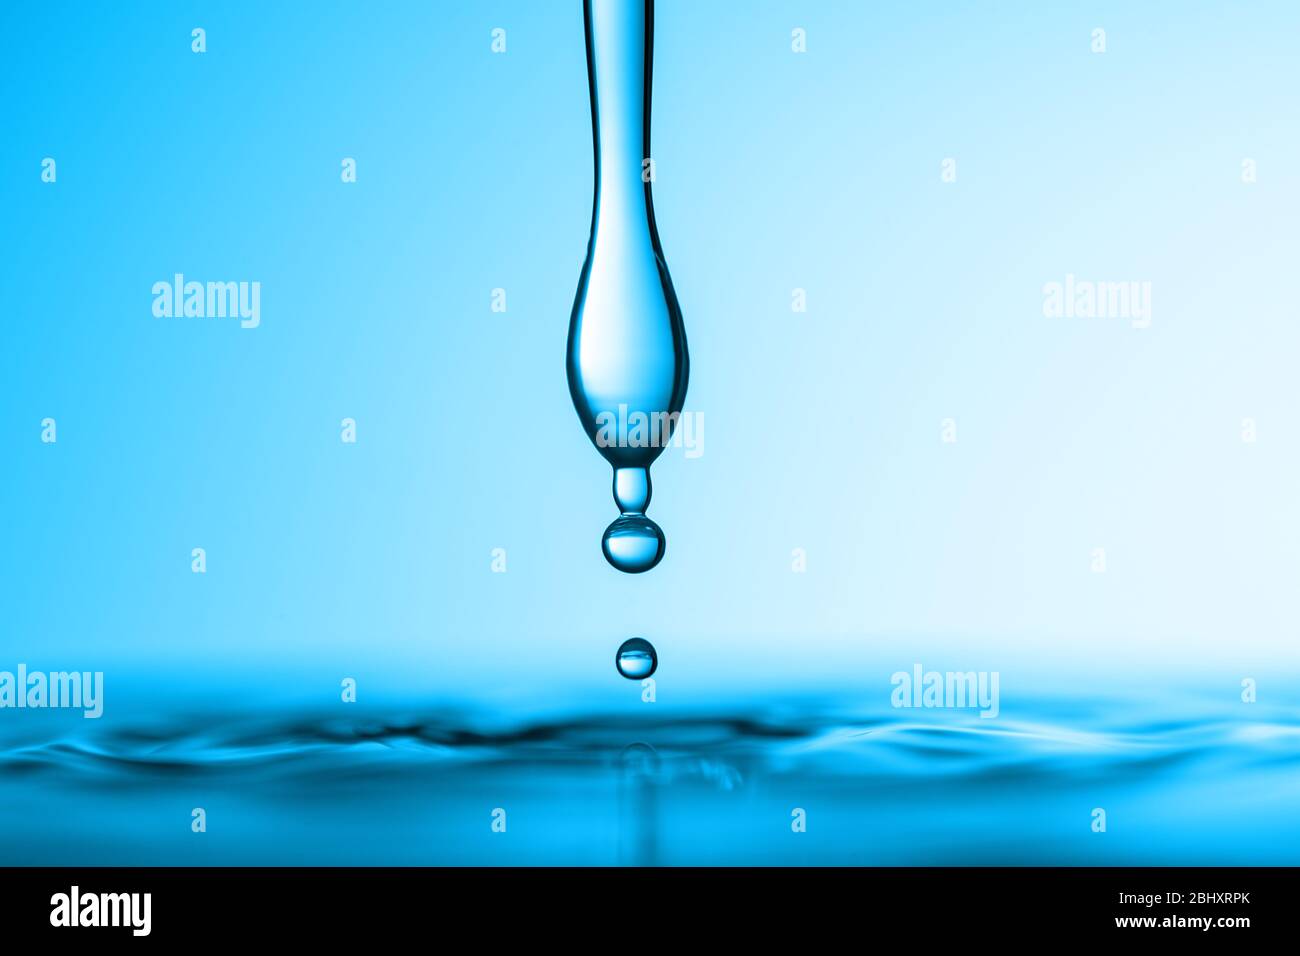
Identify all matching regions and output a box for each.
[615,637,658,680]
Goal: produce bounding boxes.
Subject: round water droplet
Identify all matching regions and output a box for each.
[602,514,665,573]
[615,637,658,680]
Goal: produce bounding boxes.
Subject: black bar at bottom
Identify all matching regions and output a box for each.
[0,866,1289,941]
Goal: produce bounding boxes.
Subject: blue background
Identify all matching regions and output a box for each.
[2,1,1299,864]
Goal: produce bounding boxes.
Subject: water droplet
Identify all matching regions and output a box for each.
[615,637,658,680]
[602,515,665,573]
[567,0,688,573]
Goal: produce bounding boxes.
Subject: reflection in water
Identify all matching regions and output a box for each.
[618,743,659,867]
[1,695,1299,864]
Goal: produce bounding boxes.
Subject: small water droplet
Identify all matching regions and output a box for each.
[602,515,665,573]
[615,637,658,680]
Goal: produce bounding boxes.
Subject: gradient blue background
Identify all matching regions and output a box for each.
[2,1,1299,864]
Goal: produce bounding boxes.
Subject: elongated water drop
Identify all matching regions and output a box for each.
[568,0,689,574]
[615,637,658,679]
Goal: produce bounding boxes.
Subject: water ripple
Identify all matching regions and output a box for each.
[3,706,1297,784]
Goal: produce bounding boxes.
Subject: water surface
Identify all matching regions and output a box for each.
[2,690,1296,865]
